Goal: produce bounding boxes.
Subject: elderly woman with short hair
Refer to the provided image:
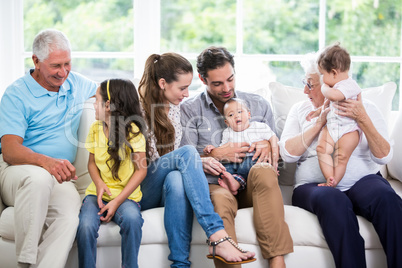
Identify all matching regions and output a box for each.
[279,53,402,267]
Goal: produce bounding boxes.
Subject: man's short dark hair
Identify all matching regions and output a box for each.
[197,46,235,80]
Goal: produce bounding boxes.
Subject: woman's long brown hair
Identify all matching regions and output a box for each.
[138,53,192,157]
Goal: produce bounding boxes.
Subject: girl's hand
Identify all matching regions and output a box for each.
[95,182,112,209]
[98,199,118,223]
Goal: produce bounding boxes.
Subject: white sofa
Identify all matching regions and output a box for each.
[0,81,401,268]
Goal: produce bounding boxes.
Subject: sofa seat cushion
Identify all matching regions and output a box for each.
[388,111,402,183]
[0,207,14,240]
[0,204,385,250]
[233,206,382,249]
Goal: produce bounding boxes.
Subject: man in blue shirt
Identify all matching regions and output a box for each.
[0,29,97,267]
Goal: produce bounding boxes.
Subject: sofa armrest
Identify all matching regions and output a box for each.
[0,191,6,216]
[387,109,402,184]
[72,98,95,197]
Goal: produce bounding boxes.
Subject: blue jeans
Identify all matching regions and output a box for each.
[140,145,224,268]
[76,195,143,268]
[224,156,257,179]
[292,173,402,268]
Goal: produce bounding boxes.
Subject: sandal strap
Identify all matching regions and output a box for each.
[206,236,248,257]
[206,236,231,247]
[226,237,247,253]
[206,236,231,258]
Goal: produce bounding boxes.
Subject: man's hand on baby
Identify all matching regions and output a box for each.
[211,142,249,163]
[201,157,226,176]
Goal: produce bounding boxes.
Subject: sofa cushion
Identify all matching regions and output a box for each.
[362,82,396,127]
[0,207,14,240]
[73,99,95,196]
[268,81,396,138]
[387,110,402,183]
[268,82,306,138]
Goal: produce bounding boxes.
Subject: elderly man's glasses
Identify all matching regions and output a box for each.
[302,79,319,90]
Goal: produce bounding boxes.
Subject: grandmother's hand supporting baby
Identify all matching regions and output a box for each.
[334,93,390,159]
[333,93,367,123]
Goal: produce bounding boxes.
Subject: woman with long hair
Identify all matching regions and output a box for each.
[139,53,256,267]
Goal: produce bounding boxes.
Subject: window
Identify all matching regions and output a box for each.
[23,0,135,82]
[1,0,401,110]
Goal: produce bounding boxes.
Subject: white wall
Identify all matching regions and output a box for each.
[0,0,25,97]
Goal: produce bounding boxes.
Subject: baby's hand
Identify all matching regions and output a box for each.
[203,145,216,154]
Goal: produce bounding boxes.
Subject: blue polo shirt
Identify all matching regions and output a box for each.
[0,70,97,163]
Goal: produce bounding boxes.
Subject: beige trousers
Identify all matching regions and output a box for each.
[209,163,293,268]
[0,156,81,268]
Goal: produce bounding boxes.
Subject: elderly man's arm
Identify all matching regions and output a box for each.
[1,135,77,183]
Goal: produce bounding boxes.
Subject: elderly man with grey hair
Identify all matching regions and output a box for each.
[0,29,97,267]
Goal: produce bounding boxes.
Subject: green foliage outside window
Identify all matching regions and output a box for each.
[23,0,401,109]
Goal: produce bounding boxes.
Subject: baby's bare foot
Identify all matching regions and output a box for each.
[318,177,334,187]
[218,178,238,195]
[219,172,240,195]
[218,178,230,191]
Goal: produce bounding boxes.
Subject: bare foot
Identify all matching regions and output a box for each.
[219,172,241,195]
[208,230,255,263]
[318,176,334,187]
[269,255,286,268]
[218,178,238,195]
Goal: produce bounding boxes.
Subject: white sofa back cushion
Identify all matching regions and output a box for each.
[387,110,402,183]
[269,81,396,138]
[73,98,96,196]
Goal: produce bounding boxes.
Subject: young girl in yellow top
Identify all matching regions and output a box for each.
[76,79,147,268]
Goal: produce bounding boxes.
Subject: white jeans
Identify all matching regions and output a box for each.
[0,156,81,267]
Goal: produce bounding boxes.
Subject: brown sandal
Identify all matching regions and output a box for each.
[206,236,257,264]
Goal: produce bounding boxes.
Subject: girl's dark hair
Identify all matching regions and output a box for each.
[139,52,192,157]
[99,78,147,181]
[197,46,235,80]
